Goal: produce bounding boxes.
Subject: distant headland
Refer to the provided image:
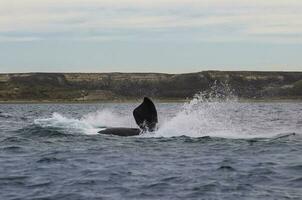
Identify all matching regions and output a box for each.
[0,71,301,102]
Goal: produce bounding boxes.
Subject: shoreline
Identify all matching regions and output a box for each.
[0,99,189,104]
[0,98,301,104]
[1,72,302,103]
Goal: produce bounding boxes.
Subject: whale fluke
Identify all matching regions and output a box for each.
[98,97,158,136]
[133,97,158,132]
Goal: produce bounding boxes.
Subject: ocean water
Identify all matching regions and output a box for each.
[0,95,302,199]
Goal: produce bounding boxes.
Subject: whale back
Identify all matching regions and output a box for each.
[133,97,158,132]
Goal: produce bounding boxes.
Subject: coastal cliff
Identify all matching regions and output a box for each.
[0,71,301,102]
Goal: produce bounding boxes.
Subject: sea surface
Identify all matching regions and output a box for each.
[0,95,302,199]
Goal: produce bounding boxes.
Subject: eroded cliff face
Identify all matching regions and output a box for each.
[0,71,301,101]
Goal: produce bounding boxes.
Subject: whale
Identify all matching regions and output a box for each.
[98,97,158,136]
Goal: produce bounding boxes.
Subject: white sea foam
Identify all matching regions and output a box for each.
[35,112,100,135]
[81,110,134,128]
[34,109,136,135]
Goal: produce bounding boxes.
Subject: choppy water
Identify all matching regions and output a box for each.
[0,95,302,199]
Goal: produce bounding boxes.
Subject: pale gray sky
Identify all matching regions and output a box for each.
[0,0,301,73]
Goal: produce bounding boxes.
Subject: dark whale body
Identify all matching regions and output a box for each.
[98,128,141,137]
[98,97,158,136]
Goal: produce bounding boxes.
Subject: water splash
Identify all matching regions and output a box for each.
[33,83,300,139]
[145,83,300,139]
[147,82,244,138]
[34,109,135,135]
[81,110,134,128]
[34,113,99,135]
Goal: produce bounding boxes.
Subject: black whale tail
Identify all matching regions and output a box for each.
[98,97,157,136]
[133,97,158,132]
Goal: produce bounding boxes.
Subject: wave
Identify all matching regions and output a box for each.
[0,112,14,119]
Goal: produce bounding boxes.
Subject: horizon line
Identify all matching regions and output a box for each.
[1,70,302,75]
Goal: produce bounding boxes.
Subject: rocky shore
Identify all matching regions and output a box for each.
[0,71,301,102]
